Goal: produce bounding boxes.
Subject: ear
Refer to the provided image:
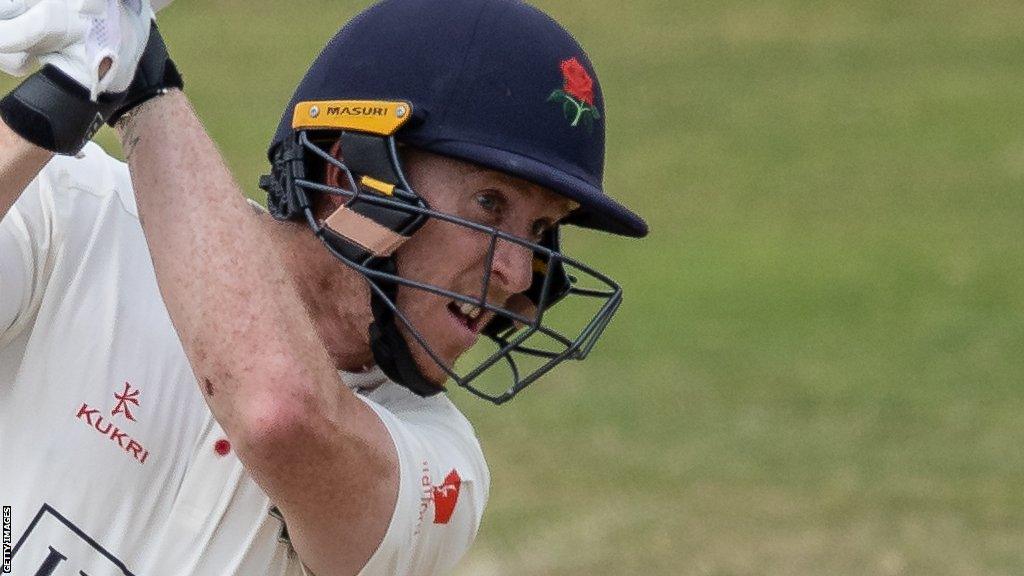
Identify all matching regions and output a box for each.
[317,138,347,217]
[324,138,345,188]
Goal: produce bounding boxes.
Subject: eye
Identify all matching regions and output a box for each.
[475,190,506,219]
[531,219,552,241]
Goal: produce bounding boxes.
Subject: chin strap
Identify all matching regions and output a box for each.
[367,262,443,397]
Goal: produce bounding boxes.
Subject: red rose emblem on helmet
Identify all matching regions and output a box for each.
[548,57,601,130]
[560,57,595,105]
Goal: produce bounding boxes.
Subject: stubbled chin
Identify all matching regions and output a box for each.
[395,321,456,388]
[411,344,452,388]
[387,292,463,386]
[504,294,538,327]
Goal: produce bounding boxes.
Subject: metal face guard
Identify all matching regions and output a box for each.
[261,106,623,404]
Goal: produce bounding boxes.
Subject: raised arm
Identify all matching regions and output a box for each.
[116,85,397,576]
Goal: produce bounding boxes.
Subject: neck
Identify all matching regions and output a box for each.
[259,212,376,372]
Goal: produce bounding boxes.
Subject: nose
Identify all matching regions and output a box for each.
[489,238,534,297]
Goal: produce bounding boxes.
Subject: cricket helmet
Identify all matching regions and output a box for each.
[261,0,647,404]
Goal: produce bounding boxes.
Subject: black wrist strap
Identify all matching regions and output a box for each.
[0,65,123,155]
[108,22,183,127]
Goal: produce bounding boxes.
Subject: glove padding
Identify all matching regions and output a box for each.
[0,0,153,98]
[0,63,123,153]
[107,21,181,126]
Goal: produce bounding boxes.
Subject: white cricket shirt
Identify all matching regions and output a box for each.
[0,143,489,576]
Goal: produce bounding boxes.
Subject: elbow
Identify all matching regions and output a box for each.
[229,365,329,457]
[235,395,313,455]
[229,393,331,494]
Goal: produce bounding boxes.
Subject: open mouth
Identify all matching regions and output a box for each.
[447,300,486,334]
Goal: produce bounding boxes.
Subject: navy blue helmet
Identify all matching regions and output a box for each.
[261,0,647,403]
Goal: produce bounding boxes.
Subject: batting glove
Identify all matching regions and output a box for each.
[0,0,153,95]
[0,0,153,154]
[107,20,182,126]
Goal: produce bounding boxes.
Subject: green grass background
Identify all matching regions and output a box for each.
[5,1,1024,574]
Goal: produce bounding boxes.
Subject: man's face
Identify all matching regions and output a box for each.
[392,150,576,385]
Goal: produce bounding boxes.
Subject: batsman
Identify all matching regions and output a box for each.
[0,0,648,574]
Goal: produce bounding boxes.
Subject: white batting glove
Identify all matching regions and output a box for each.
[0,0,153,99]
[0,0,41,76]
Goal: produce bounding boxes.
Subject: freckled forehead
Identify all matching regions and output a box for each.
[406,148,579,214]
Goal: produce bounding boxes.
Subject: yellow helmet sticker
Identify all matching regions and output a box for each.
[292,100,413,136]
[360,175,396,196]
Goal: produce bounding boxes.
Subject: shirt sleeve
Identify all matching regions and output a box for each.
[0,174,57,347]
[354,394,490,576]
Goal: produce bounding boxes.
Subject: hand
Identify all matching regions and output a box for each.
[0,1,51,77]
[0,0,164,154]
[0,0,153,98]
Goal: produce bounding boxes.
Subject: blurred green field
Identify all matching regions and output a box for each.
[5,1,1024,574]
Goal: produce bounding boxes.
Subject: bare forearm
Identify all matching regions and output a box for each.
[115,92,341,435]
[0,120,53,221]
[117,93,398,575]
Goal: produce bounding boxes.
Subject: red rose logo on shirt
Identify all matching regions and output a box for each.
[431,469,462,524]
[548,57,601,130]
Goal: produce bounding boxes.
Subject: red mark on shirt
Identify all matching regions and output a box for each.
[431,469,462,524]
[214,439,231,456]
